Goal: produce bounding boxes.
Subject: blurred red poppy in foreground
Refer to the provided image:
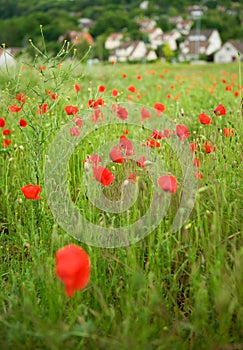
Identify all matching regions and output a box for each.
[198,113,212,125]
[56,244,91,298]
[214,104,226,116]
[0,118,6,128]
[21,184,42,200]
[158,175,178,193]
[93,166,114,187]
[65,105,78,115]
[110,146,124,164]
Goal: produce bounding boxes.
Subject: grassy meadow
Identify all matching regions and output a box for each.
[0,51,243,350]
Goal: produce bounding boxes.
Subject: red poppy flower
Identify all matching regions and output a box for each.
[163,129,170,138]
[37,103,48,115]
[90,108,103,123]
[158,175,177,193]
[234,91,239,97]
[193,158,200,167]
[214,104,226,116]
[65,105,78,115]
[153,102,165,116]
[204,141,216,153]
[2,139,11,148]
[74,84,81,92]
[150,129,163,139]
[98,85,106,93]
[198,113,212,125]
[93,166,114,187]
[55,244,91,298]
[122,73,127,78]
[21,184,42,200]
[136,155,146,169]
[223,128,234,137]
[145,138,160,148]
[112,89,119,97]
[88,98,105,108]
[128,173,138,184]
[115,106,128,120]
[46,90,58,100]
[84,154,102,169]
[195,171,203,180]
[176,125,191,140]
[70,127,81,137]
[73,116,83,128]
[127,85,136,93]
[16,93,26,103]
[141,107,151,121]
[137,75,142,80]
[19,119,28,127]
[2,129,11,136]
[0,118,6,128]
[8,104,22,113]
[109,146,124,164]
[190,142,198,152]
[119,135,134,155]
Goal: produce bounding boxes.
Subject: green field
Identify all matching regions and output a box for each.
[0,54,243,350]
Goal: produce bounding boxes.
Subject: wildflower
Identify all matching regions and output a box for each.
[127,85,136,93]
[158,175,178,193]
[190,142,198,152]
[145,138,160,148]
[70,127,81,137]
[74,84,81,92]
[163,129,170,138]
[93,166,114,187]
[136,156,146,169]
[176,124,191,140]
[198,113,212,125]
[98,85,106,93]
[109,146,124,164]
[55,244,91,298]
[2,129,11,136]
[120,135,134,155]
[214,104,226,116]
[150,129,163,139]
[153,102,165,115]
[37,103,48,115]
[223,128,234,137]
[0,118,6,128]
[46,90,58,100]
[16,93,26,103]
[65,105,78,115]
[193,158,200,167]
[195,171,203,179]
[8,104,22,113]
[115,106,128,120]
[204,141,216,153]
[112,89,119,97]
[19,119,28,127]
[21,184,42,200]
[141,107,151,121]
[128,173,138,184]
[84,154,102,169]
[2,139,11,148]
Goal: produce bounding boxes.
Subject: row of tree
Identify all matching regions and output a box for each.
[0,0,243,60]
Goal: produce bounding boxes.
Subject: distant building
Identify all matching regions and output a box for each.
[105,33,123,50]
[179,29,222,61]
[214,40,243,63]
[0,48,20,68]
[108,40,157,62]
[78,18,95,32]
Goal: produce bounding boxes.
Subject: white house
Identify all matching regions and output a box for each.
[105,33,123,50]
[0,48,19,68]
[214,40,243,63]
[179,29,222,61]
[108,40,157,62]
[161,30,181,51]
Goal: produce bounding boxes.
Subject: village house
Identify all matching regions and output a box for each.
[108,40,157,63]
[214,40,243,63]
[0,48,21,68]
[179,29,222,62]
[105,33,123,50]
